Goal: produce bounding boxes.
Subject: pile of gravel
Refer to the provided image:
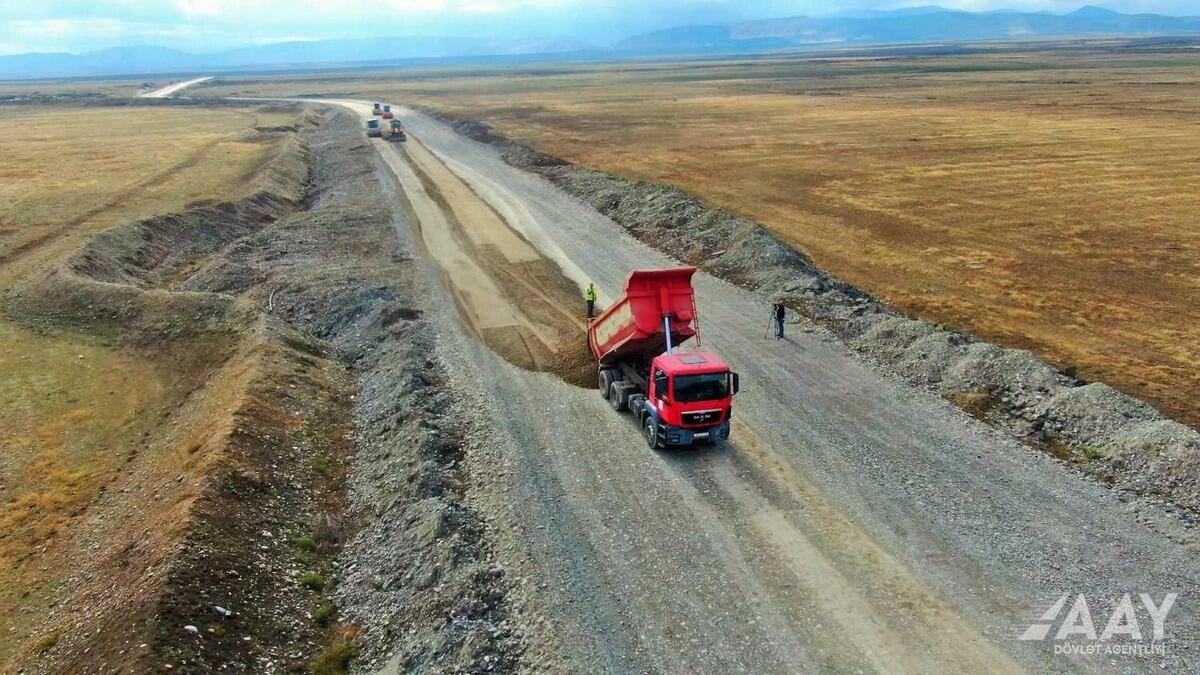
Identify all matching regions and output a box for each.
[440,113,1200,521]
[196,108,526,672]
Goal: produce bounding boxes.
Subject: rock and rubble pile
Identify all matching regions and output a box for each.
[191,108,526,672]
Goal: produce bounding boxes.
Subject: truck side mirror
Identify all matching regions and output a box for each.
[731,372,740,394]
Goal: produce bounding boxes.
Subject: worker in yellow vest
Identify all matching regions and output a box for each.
[585,283,597,319]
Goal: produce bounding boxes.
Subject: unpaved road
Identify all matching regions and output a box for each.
[139,76,211,98]
[317,99,1199,673]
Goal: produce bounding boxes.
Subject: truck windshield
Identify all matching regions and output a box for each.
[673,372,729,403]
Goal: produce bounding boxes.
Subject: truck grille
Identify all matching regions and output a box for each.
[682,410,721,426]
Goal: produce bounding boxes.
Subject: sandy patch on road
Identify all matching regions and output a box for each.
[302,98,594,385]
[373,132,592,386]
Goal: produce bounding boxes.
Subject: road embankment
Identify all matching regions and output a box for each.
[0,108,355,672]
[428,109,1200,524]
[179,107,532,672]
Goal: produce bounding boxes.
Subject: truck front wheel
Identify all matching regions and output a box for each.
[644,415,662,450]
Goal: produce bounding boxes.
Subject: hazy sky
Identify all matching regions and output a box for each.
[1,0,1196,55]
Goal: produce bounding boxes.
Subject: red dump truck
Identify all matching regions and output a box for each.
[588,267,739,448]
[372,102,383,116]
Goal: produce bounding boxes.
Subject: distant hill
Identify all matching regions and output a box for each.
[617,5,1200,54]
[0,35,595,80]
[3,6,1200,80]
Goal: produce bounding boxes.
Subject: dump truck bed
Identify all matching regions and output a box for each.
[588,267,698,365]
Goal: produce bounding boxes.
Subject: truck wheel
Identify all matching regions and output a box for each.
[644,416,662,449]
[609,383,623,411]
[599,369,617,399]
[610,382,633,412]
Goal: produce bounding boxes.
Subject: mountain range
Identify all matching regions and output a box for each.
[3,6,1200,80]
[617,6,1200,53]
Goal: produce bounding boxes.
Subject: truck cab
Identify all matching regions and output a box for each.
[642,352,738,447]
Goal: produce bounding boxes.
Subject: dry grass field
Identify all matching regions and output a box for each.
[0,104,290,667]
[204,41,1200,427]
[0,78,153,99]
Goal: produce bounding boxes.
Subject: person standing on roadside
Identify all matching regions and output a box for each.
[773,301,786,339]
[585,283,598,320]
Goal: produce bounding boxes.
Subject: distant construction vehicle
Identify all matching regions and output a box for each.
[389,119,406,142]
[588,267,739,448]
[382,104,395,120]
[366,118,382,138]
[372,103,383,116]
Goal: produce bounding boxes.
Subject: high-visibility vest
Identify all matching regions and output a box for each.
[585,286,597,301]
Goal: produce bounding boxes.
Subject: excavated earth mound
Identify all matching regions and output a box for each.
[3,106,526,674]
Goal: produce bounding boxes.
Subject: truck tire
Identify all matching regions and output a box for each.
[599,369,618,399]
[644,415,662,449]
[610,382,632,412]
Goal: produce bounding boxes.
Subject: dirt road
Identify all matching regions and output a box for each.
[319,99,1199,672]
[139,76,211,98]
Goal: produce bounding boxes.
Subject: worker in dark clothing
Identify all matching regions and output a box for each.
[773,301,786,339]
[585,283,598,320]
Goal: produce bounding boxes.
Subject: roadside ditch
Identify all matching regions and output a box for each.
[173,107,528,673]
[2,105,525,673]
[427,110,1200,524]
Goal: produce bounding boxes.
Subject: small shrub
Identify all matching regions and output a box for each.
[953,389,998,420]
[314,603,337,626]
[33,630,62,654]
[312,456,335,479]
[300,572,326,592]
[294,534,319,564]
[310,638,358,675]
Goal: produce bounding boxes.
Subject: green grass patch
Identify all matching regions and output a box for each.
[310,638,359,675]
[300,572,326,592]
[33,630,62,654]
[314,603,337,626]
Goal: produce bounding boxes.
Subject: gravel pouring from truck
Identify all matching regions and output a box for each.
[588,267,739,448]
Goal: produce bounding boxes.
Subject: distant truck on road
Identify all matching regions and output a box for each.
[372,103,383,116]
[588,267,738,448]
[366,118,382,138]
[382,104,395,120]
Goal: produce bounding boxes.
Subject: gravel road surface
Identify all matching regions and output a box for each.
[139,76,212,98]
[321,99,1199,673]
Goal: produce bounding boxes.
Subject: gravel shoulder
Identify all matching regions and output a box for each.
[349,102,1199,673]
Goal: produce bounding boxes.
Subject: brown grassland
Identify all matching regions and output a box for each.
[0,104,291,666]
[0,78,150,99]
[203,40,1200,427]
